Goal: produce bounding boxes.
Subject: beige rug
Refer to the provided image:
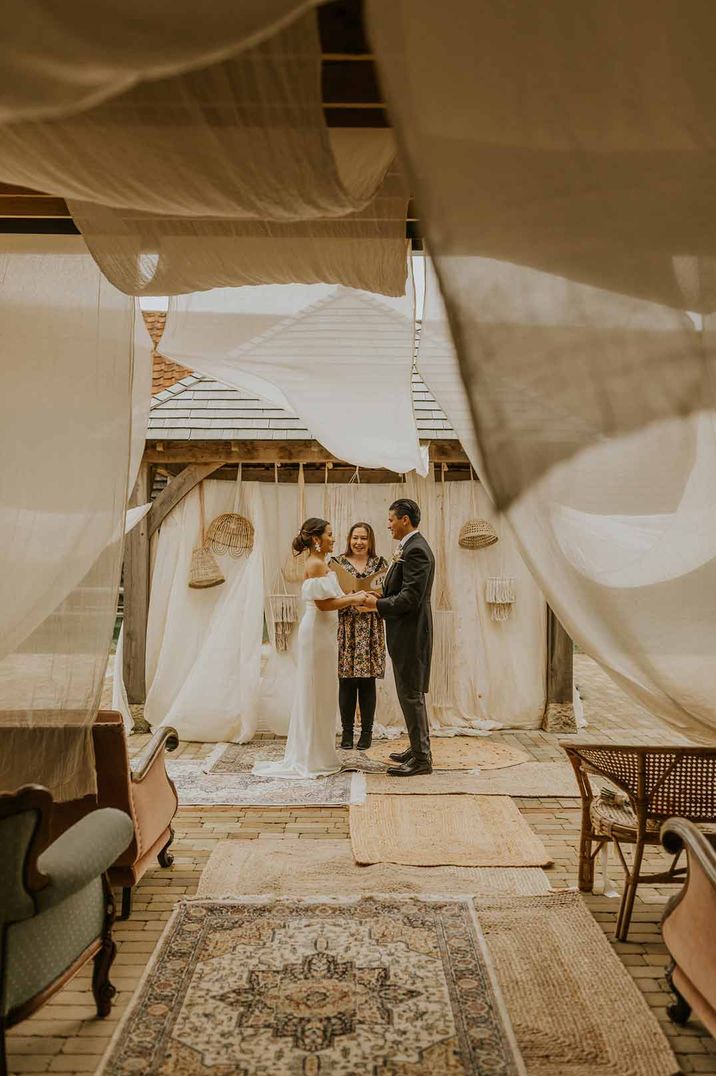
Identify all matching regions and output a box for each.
[368,735,529,771]
[367,761,579,797]
[475,891,678,1076]
[350,794,552,867]
[197,839,553,899]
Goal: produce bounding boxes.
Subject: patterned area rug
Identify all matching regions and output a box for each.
[98,897,525,1076]
[210,741,388,775]
[367,736,530,771]
[197,839,553,899]
[166,759,363,807]
[350,795,552,867]
[477,891,678,1076]
[366,761,579,797]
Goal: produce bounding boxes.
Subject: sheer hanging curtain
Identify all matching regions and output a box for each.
[0,239,137,798]
[368,0,716,739]
[161,267,427,475]
[0,1,320,121]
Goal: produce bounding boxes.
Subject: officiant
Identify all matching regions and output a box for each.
[331,523,388,751]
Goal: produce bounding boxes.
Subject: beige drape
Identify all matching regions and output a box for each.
[368,1,716,739]
[0,239,140,798]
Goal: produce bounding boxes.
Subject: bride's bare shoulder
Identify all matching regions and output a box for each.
[304,560,330,579]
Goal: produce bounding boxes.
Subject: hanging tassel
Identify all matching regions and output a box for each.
[268,579,298,652]
[485,576,516,621]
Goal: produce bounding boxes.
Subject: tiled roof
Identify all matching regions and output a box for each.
[141,310,192,395]
[148,370,455,442]
[145,311,456,444]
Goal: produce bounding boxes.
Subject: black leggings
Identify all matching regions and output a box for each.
[339,677,377,727]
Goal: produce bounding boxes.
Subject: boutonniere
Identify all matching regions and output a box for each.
[391,548,404,565]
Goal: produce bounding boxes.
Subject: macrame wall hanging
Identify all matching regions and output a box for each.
[459,467,498,549]
[484,516,516,622]
[283,462,307,582]
[188,482,225,589]
[268,571,298,652]
[206,462,254,558]
[431,464,457,707]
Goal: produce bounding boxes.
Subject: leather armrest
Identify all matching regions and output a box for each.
[131,726,179,783]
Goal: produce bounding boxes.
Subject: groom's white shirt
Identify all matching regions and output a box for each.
[398,529,420,550]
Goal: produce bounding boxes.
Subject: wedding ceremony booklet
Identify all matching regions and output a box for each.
[330,559,387,594]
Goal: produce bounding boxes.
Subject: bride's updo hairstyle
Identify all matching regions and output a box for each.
[292,517,329,556]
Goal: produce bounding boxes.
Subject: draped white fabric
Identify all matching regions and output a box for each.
[417,257,485,485]
[0,241,137,798]
[142,478,546,741]
[68,166,408,298]
[161,271,428,476]
[0,1,319,121]
[369,1,716,738]
[145,481,265,742]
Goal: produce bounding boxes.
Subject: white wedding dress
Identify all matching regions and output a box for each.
[253,572,343,779]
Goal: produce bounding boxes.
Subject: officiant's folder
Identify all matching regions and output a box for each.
[330,559,386,594]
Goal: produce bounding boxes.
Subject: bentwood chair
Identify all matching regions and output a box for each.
[562,743,716,940]
[0,786,133,1075]
[50,711,179,919]
[660,817,716,1035]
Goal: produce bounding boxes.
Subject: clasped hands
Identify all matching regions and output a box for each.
[352,591,379,612]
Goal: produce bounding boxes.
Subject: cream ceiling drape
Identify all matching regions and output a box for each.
[0,240,141,798]
[0,1,319,121]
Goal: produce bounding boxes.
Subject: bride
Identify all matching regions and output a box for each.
[253,517,364,779]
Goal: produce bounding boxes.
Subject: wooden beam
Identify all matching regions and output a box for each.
[147,461,223,537]
[543,607,576,732]
[123,464,151,705]
[143,440,469,466]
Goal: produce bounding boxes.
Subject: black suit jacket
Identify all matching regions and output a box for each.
[376,532,435,692]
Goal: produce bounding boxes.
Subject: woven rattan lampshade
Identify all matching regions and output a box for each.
[206,512,254,558]
[188,545,225,589]
[458,518,498,549]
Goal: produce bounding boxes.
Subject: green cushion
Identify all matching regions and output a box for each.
[3,877,105,1016]
[36,807,133,913]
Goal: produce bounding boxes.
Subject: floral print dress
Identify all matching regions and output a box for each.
[334,554,388,679]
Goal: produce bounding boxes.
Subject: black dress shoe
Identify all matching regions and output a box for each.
[340,735,354,750]
[387,756,433,777]
[389,747,413,764]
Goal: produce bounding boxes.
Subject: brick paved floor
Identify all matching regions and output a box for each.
[7,657,714,1074]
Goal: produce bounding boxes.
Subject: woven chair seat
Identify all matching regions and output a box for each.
[589,795,660,840]
[590,794,716,842]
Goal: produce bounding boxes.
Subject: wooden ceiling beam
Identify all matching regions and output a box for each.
[143,440,467,465]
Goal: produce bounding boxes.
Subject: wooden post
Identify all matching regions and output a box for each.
[123,463,151,706]
[542,606,577,732]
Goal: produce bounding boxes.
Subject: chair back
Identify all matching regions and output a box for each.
[0,787,51,927]
[563,744,716,823]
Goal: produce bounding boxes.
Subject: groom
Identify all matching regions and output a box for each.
[359,498,435,776]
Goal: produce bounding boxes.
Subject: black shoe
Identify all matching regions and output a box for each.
[387,756,433,777]
[340,733,354,750]
[356,731,373,751]
[389,747,413,764]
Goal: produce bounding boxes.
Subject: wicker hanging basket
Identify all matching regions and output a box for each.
[485,576,516,621]
[283,463,307,583]
[459,469,499,549]
[188,483,225,589]
[206,463,254,558]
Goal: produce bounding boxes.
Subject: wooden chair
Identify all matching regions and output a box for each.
[562,743,716,941]
[50,712,179,919]
[660,818,716,1035]
[0,786,133,1076]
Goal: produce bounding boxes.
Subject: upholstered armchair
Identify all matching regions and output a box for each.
[562,743,716,940]
[0,786,133,1075]
[50,711,179,919]
[661,818,716,1035]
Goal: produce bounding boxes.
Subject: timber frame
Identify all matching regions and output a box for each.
[123,438,573,714]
